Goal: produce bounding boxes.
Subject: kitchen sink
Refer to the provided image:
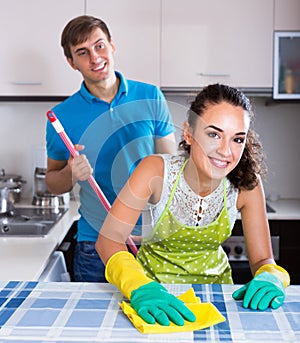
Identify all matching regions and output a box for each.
[0,222,54,236]
[0,207,67,237]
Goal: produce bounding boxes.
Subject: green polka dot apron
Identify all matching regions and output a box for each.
[137,160,233,284]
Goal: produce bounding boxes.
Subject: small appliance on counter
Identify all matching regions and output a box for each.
[32,146,65,207]
[32,167,65,207]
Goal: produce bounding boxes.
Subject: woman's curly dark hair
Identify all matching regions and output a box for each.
[179,84,266,190]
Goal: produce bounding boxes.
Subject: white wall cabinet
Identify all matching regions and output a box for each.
[274,0,300,30]
[161,0,274,89]
[1,0,298,96]
[86,0,161,86]
[0,0,83,96]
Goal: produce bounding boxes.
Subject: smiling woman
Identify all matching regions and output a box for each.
[96,83,290,326]
[182,101,250,189]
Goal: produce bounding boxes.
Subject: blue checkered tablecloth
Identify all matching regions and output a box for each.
[0,281,299,342]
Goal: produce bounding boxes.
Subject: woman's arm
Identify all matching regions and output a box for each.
[96,155,164,265]
[96,155,196,325]
[233,178,289,310]
[237,177,275,275]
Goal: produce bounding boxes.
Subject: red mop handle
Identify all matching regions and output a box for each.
[46,110,138,255]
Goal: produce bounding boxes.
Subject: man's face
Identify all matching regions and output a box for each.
[67,27,116,85]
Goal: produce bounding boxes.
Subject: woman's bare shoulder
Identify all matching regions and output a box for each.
[138,154,165,175]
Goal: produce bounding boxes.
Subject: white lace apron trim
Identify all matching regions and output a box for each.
[142,154,239,238]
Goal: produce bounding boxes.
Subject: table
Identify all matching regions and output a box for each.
[0,282,299,342]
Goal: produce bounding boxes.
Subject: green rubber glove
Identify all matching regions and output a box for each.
[232,271,285,310]
[130,282,196,326]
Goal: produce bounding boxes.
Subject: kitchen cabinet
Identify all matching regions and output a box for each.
[161,0,273,89]
[58,220,78,281]
[274,0,300,30]
[269,220,300,284]
[273,31,300,99]
[229,219,300,285]
[86,0,161,86]
[0,0,83,97]
[38,251,70,282]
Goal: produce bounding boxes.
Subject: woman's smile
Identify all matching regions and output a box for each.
[209,157,230,169]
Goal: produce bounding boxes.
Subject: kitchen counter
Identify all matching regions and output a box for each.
[0,200,79,281]
[236,198,300,220]
[266,199,300,220]
[0,198,299,281]
[0,282,299,342]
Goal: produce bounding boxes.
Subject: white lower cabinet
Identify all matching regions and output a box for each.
[39,251,70,282]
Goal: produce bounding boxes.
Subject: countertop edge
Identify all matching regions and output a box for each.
[0,198,299,281]
[0,200,79,281]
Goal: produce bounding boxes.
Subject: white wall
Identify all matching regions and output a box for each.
[0,101,59,198]
[252,98,300,200]
[0,96,300,200]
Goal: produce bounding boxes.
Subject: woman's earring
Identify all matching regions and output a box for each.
[183,122,192,145]
[184,134,192,145]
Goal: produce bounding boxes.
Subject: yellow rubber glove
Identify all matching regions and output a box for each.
[232,264,290,310]
[105,251,153,299]
[105,251,196,326]
[254,264,290,288]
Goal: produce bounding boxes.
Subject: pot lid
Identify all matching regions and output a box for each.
[0,181,20,189]
[0,169,23,182]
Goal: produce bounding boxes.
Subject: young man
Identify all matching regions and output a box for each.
[45,15,177,282]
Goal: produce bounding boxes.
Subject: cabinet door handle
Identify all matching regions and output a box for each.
[12,81,42,85]
[197,73,230,77]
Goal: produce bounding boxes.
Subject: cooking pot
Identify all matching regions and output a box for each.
[0,182,21,214]
[0,169,26,203]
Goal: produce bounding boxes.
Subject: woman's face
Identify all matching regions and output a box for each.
[185,101,250,182]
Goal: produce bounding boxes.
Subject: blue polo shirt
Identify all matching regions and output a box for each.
[46,71,175,241]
